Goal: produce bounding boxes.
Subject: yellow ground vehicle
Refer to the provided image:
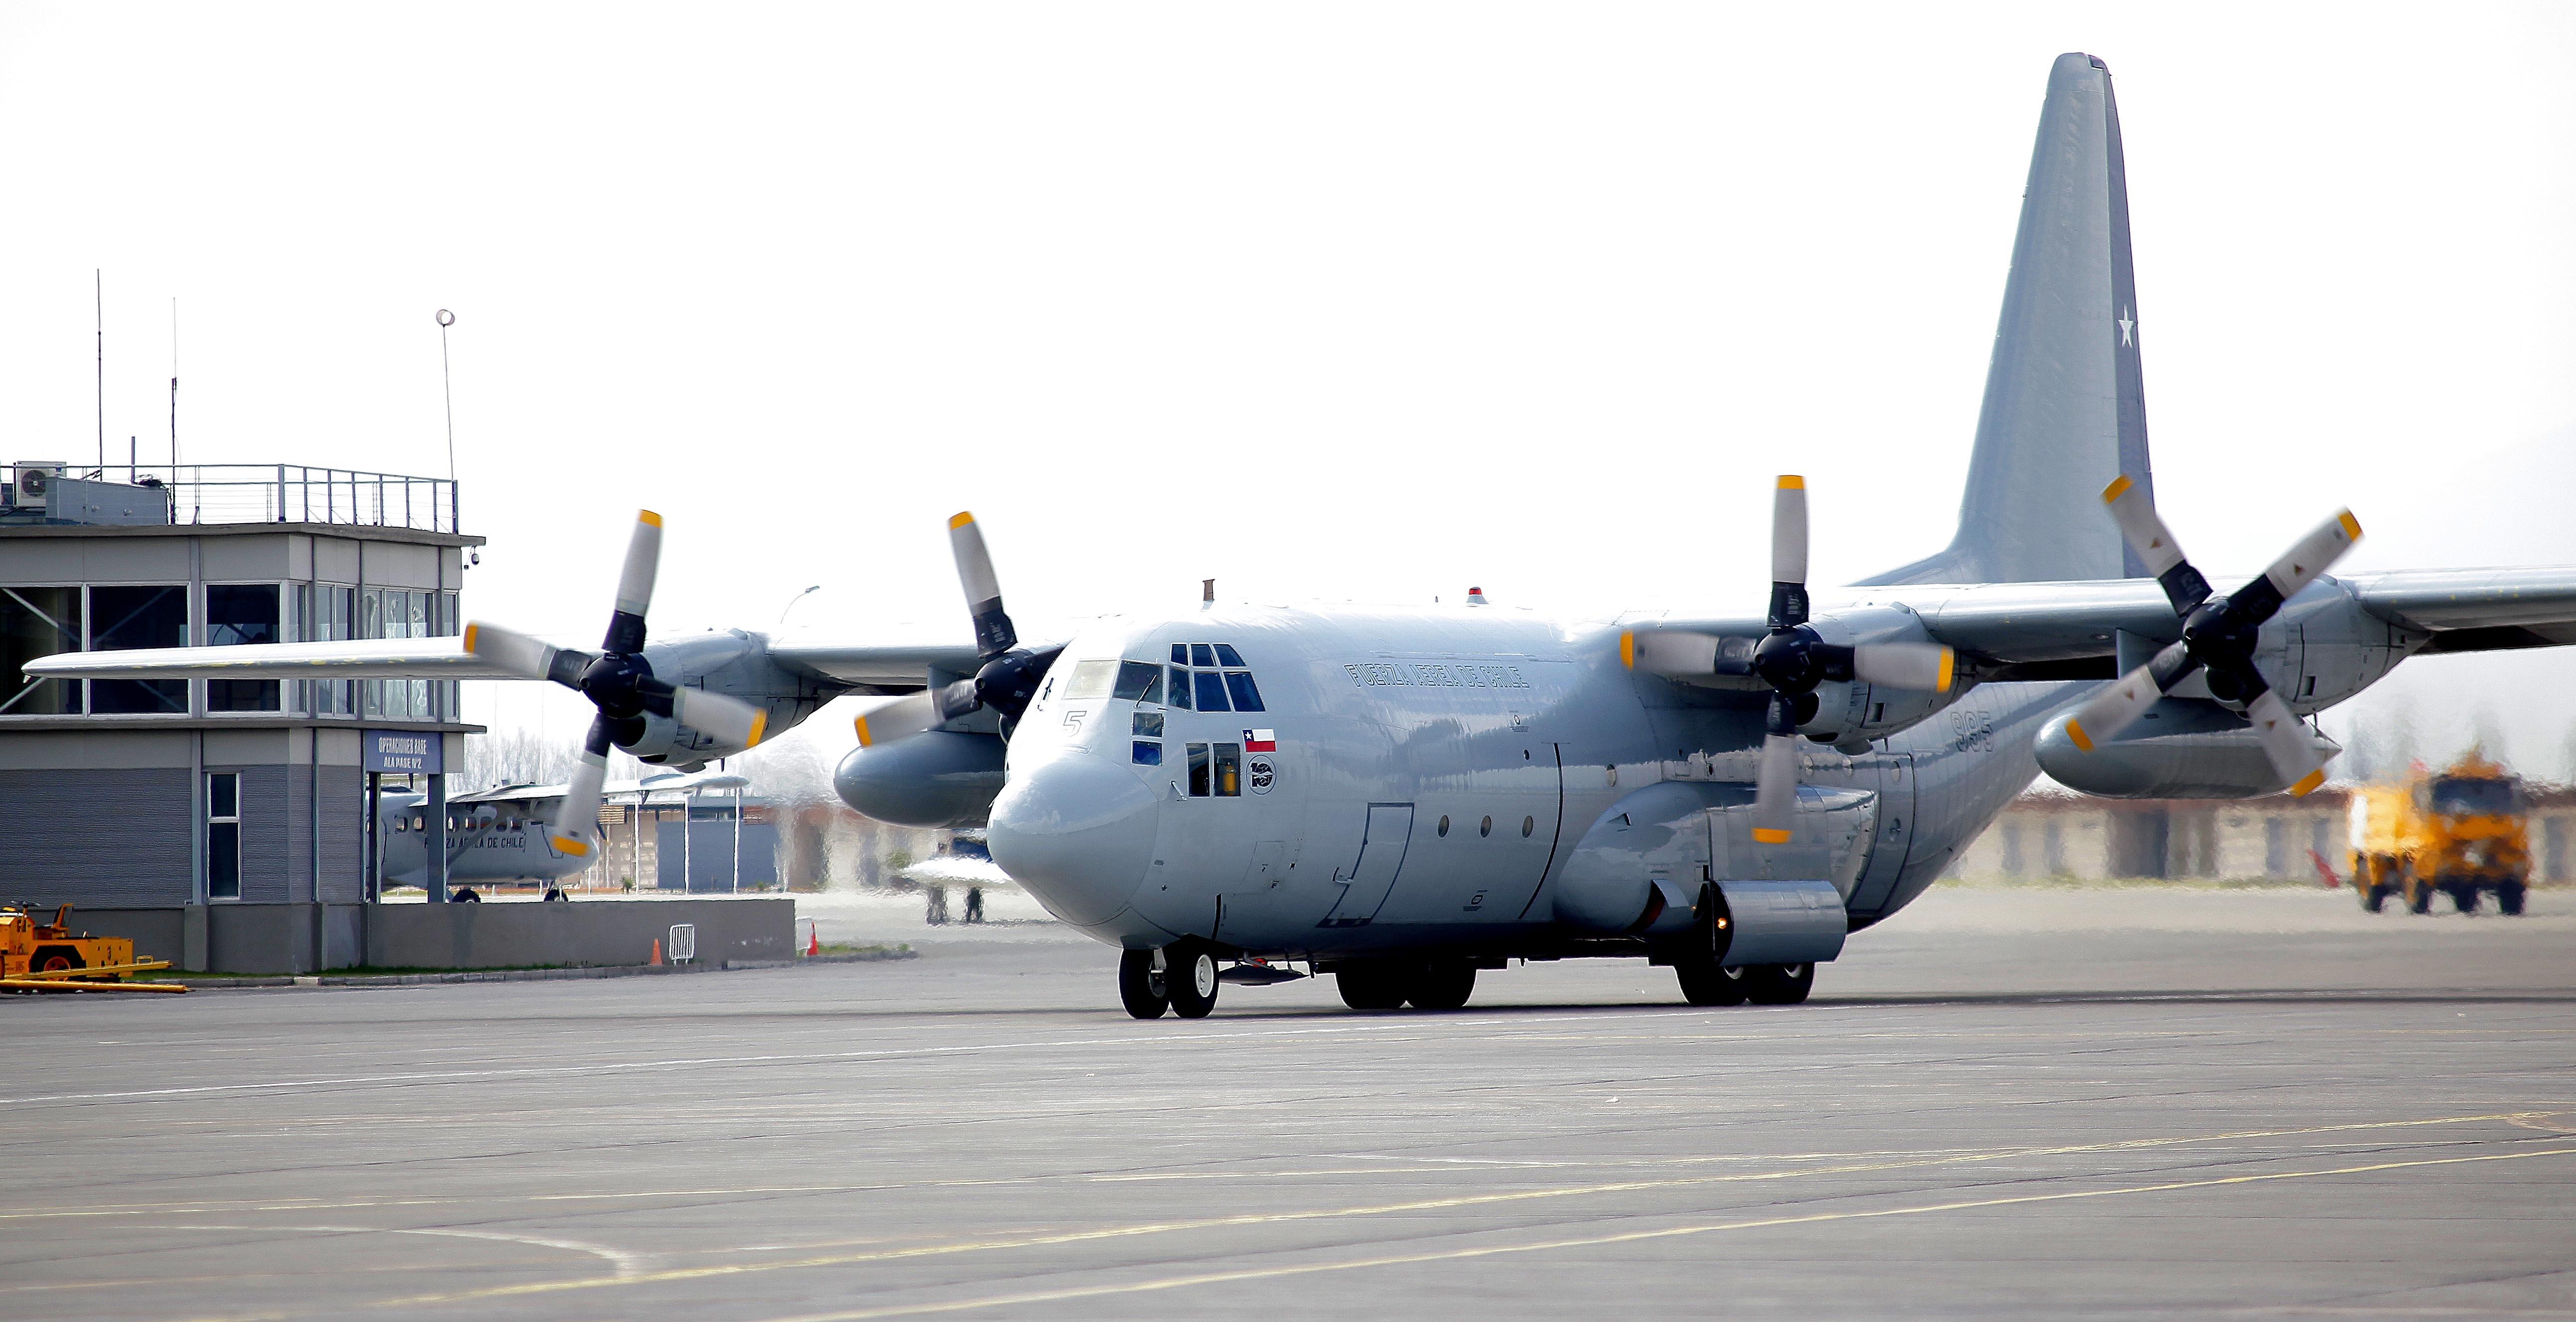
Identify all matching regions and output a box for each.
[0,904,168,983]
[2348,752,2530,915]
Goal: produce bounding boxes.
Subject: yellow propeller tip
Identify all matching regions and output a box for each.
[2102,474,2134,504]
[1752,828,1792,845]
[2338,510,2362,541]
[2065,719,2095,752]
[1619,632,1636,669]
[2290,769,2328,797]
[553,836,592,858]
[638,510,663,528]
[746,711,769,748]
[948,511,976,530]
[462,623,479,652]
[853,715,875,747]
[1776,474,1805,490]
[1935,648,1955,693]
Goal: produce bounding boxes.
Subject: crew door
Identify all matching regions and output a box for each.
[1319,804,1413,926]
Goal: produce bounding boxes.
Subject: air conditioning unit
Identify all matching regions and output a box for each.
[10,460,64,513]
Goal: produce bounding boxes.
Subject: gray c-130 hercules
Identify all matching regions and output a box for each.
[39,53,2576,1015]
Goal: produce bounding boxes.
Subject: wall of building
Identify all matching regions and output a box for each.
[1953,789,2576,882]
[61,898,792,973]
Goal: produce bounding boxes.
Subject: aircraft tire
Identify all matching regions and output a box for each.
[1742,963,1815,1005]
[2360,883,2390,913]
[2448,882,2480,914]
[1166,944,1220,1019]
[1336,963,1408,1010]
[1674,956,1747,1007]
[2500,880,2528,915]
[1405,962,1476,1010]
[2406,878,2435,914]
[1118,950,1168,1020]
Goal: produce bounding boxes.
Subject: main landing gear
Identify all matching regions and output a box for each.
[1333,958,1477,1011]
[1120,942,1221,1020]
[1671,951,1814,1006]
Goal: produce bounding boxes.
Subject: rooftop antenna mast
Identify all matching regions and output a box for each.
[436,309,457,481]
[95,271,104,475]
[170,298,179,476]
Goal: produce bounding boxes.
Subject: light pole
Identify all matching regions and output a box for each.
[436,310,458,530]
[777,584,822,629]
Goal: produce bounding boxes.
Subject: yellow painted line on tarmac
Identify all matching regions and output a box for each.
[749,1146,2576,1322]
[347,1110,2564,1312]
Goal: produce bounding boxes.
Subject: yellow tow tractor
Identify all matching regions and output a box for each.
[0,904,185,993]
[2347,751,2532,916]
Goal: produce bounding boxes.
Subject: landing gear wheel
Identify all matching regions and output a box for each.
[1118,950,1168,1019]
[1405,962,1476,1010]
[1165,943,1220,1019]
[1336,962,1407,1010]
[1674,956,1748,1006]
[2499,880,2528,915]
[2406,876,2435,914]
[2447,882,2480,914]
[2361,882,2390,913]
[1742,963,1815,1005]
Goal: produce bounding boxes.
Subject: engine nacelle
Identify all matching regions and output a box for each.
[623,631,835,766]
[833,731,1007,828]
[2035,700,2342,798]
[1552,780,1873,962]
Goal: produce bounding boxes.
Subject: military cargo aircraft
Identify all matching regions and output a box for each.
[37,53,2576,1017]
[372,769,747,896]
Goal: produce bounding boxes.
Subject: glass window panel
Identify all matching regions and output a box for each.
[1193,670,1231,712]
[1223,671,1264,712]
[1131,710,1164,737]
[208,822,240,899]
[1167,666,1193,710]
[1189,644,1216,668]
[1186,743,1210,796]
[1064,658,1120,699]
[90,585,188,714]
[1131,741,1163,767]
[1170,643,1188,665]
[207,585,282,712]
[209,771,238,818]
[1213,743,1242,797]
[1213,644,1245,667]
[360,589,384,640]
[0,586,84,715]
[1112,660,1162,703]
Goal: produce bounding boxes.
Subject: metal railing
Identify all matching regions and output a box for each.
[2,462,459,534]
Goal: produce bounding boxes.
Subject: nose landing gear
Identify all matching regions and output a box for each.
[1121,942,1222,1019]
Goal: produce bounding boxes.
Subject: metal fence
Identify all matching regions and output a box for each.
[3,463,458,534]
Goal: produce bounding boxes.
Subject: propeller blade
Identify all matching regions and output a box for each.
[2100,474,2214,617]
[1851,641,1956,693]
[605,510,663,653]
[851,682,981,750]
[1751,732,1800,845]
[2245,688,2330,796]
[949,512,1018,662]
[1768,475,1809,628]
[1622,630,1717,675]
[671,687,769,749]
[547,718,615,858]
[463,621,591,687]
[2229,509,2363,627]
[2062,639,2197,750]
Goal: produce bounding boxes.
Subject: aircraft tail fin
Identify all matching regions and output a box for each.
[1859,52,2153,587]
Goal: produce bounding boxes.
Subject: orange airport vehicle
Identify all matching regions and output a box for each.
[2347,751,2532,915]
[0,904,181,992]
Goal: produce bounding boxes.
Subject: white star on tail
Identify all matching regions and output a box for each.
[2118,307,2136,346]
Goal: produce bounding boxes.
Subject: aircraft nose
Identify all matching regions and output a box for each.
[986,756,1157,928]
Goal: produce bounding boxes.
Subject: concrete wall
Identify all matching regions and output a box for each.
[1956,791,2576,882]
[56,898,792,974]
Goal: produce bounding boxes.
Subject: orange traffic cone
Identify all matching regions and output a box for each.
[650,938,663,966]
[806,925,821,958]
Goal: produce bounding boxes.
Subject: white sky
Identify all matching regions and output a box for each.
[3,4,2572,776]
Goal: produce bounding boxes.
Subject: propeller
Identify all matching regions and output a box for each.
[1623,475,1957,845]
[461,510,769,858]
[2061,475,2360,796]
[851,512,1063,750]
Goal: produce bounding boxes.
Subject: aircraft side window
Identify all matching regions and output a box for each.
[1189,644,1217,667]
[1170,643,1188,665]
[1167,665,1193,710]
[1064,659,1119,699]
[1132,711,1164,737]
[1132,740,1163,767]
[1193,670,1232,712]
[1213,643,1245,667]
[1112,661,1162,703]
[1222,671,1264,712]
[412,814,426,831]
[1187,743,1211,796]
[1213,742,1242,796]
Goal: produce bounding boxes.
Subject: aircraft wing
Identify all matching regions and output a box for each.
[21,637,537,680]
[770,641,1003,692]
[2343,567,2576,652]
[454,769,749,805]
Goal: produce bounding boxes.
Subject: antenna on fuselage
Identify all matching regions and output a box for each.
[1201,578,1215,610]
[1467,586,1489,606]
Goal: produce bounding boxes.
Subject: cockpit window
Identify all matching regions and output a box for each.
[1193,670,1232,712]
[1189,644,1217,668]
[1112,660,1162,703]
[1167,665,1193,710]
[1063,659,1119,699]
[1170,643,1188,665]
[1213,643,1245,667]
[1223,671,1265,712]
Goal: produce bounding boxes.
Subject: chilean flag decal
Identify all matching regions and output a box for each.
[1242,729,1277,753]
